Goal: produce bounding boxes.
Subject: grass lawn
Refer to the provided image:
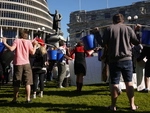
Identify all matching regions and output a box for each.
[0,81,150,113]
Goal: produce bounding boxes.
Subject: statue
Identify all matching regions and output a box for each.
[48,10,62,34]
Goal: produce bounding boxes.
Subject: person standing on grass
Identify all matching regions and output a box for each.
[57,40,72,88]
[70,41,90,93]
[102,13,140,111]
[2,30,38,103]
[46,47,57,81]
[31,38,47,98]
[132,24,145,91]
[137,46,150,93]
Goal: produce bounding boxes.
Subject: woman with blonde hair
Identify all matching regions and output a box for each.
[31,38,47,98]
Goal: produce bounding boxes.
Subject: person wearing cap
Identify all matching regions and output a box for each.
[57,40,72,88]
[2,30,38,103]
[30,38,47,98]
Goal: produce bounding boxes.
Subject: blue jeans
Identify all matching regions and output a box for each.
[109,60,133,84]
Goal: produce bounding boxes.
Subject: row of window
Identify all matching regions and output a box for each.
[0,11,52,26]
[75,10,126,23]
[1,20,53,32]
[1,0,47,8]
[74,6,150,23]
[3,29,16,39]
[0,2,51,20]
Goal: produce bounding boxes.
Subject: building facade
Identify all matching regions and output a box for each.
[68,0,150,47]
[0,0,54,43]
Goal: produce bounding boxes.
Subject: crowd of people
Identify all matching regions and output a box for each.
[0,30,74,103]
[0,13,150,112]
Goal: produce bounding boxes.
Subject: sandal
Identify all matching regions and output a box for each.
[107,106,117,111]
[131,106,138,111]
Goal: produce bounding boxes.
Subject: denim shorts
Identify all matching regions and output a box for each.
[109,60,133,84]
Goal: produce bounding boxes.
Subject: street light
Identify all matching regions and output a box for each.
[41,27,45,40]
[42,27,45,31]
[127,15,138,23]
[37,27,41,31]
[127,15,138,29]
[37,27,45,39]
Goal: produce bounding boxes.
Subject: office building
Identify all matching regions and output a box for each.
[68,0,150,46]
[0,0,54,43]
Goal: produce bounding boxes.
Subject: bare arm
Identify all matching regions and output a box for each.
[64,54,72,60]
[30,40,38,55]
[2,37,16,51]
[29,45,37,55]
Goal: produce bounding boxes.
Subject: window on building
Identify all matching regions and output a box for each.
[91,14,96,20]
[11,12,15,18]
[76,30,82,38]
[104,13,111,19]
[119,10,125,16]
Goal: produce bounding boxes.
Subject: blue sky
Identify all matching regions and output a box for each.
[47,0,142,38]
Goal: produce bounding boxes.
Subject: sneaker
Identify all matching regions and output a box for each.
[39,93,43,98]
[33,94,36,99]
[57,86,64,88]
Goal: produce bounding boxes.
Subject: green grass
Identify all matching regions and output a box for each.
[0,81,150,113]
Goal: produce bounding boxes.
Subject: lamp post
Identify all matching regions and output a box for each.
[41,27,45,40]
[37,27,45,39]
[127,15,138,23]
[127,15,138,29]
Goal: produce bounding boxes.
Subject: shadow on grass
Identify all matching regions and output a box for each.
[0,93,12,98]
[0,102,149,113]
[43,82,110,97]
[43,88,110,97]
[0,83,149,113]
[0,83,110,99]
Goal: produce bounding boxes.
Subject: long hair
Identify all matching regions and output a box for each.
[38,44,47,55]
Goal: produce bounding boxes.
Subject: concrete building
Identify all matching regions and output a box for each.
[0,0,54,43]
[68,0,150,47]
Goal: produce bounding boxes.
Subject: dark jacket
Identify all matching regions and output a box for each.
[137,46,150,62]
[30,48,47,73]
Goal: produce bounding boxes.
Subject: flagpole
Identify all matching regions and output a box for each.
[79,0,81,11]
[106,0,108,8]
